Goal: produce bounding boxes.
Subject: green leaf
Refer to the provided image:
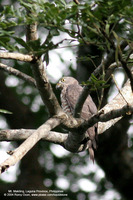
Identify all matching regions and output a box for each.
[55,0,66,7]
[105,22,110,36]
[44,52,49,66]
[87,26,99,35]
[19,0,34,9]
[50,29,60,37]
[13,37,31,51]
[0,109,12,114]
[112,31,121,65]
[91,74,98,81]
[27,39,41,51]
[42,32,52,47]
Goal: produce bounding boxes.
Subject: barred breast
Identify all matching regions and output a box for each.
[60,92,72,115]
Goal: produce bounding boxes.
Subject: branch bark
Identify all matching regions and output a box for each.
[0,52,33,62]
[0,116,64,174]
[98,79,133,133]
[0,129,67,144]
[26,16,62,116]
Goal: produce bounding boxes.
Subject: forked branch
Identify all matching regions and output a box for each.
[0,116,64,174]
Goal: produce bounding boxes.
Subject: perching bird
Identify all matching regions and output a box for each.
[56,77,97,162]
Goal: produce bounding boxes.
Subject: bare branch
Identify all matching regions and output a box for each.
[0,129,67,144]
[0,63,36,87]
[26,18,62,116]
[64,104,133,153]
[119,56,133,91]
[98,79,133,134]
[0,116,64,174]
[0,52,33,62]
[31,59,63,115]
[83,104,133,131]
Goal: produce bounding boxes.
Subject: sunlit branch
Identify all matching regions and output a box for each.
[0,52,33,62]
[0,117,63,174]
[0,129,67,144]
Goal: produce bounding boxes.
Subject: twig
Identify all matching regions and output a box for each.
[100,29,133,91]
[108,61,121,69]
[126,49,133,62]
[0,52,33,62]
[0,63,36,87]
[119,57,133,91]
[111,74,128,105]
[73,0,80,4]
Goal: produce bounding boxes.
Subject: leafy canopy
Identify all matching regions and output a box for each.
[0,0,132,56]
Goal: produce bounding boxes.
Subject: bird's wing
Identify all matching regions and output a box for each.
[66,83,97,162]
[81,95,97,121]
[66,84,97,118]
[65,84,83,113]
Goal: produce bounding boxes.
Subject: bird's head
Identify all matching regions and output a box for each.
[56,77,78,90]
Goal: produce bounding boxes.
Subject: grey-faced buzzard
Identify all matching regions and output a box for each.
[56,77,97,161]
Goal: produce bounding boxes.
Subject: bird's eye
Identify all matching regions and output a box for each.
[61,78,65,82]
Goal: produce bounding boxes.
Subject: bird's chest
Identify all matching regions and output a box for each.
[60,92,72,115]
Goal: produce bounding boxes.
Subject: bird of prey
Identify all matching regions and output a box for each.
[56,77,97,161]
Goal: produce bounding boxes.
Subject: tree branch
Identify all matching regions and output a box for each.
[83,104,133,132]
[0,63,36,87]
[85,79,133,133]
[0,52,33,62]
[63,104,133,153]
[26,16,62,116]
[31,59,63,115]
[0,116,64,174]
[0,129,68,144]
[119,57,133,91]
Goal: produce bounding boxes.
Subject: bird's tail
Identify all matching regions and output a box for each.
[87,126,98,163]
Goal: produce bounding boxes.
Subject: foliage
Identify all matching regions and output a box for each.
[0,109,12,114]
[0,0,133,64]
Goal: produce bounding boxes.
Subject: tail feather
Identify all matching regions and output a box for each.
[87,126,98,162]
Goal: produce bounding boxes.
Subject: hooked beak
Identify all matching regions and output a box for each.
[56,82,62,90]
